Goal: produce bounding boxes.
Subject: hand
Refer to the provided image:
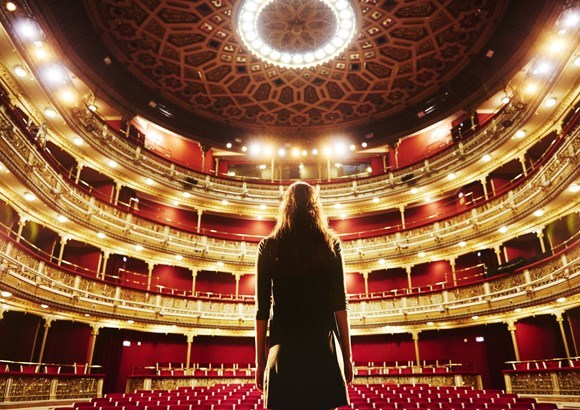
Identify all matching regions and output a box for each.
[255,362,266,391]
[343,358,354,384]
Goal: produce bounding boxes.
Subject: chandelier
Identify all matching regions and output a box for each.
[235,0,358,69]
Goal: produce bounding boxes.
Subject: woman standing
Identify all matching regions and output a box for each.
[255,181,353,409]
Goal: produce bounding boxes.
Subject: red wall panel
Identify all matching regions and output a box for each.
[351,334,415,364]
[515,315,565,361]
[201,213,275,240]
[567,307,580,357]
[545,213,579,252]
[368,268,408,294]
[153,265,192,293]
[190,336,254,366]
[345,272,365,295]
[62,241,100,273]
[238,274,255,296]
[330,210,401,238]
[0,311,42,362]
[43,320,91,365]
[196,270,236,295]
[411,260,452,288]
[504,233,542,261]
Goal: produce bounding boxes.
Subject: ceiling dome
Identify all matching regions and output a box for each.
[33,0,547,145]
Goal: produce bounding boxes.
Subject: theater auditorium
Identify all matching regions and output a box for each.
[0,0,578,409]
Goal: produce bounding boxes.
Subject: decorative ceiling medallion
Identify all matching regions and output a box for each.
[236,0,357,69]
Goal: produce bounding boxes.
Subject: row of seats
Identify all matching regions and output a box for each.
[55,383,558,410]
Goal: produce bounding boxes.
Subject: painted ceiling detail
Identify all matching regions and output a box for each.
[84,0,505,131]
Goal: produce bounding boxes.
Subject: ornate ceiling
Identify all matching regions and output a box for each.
[31,0,547,145]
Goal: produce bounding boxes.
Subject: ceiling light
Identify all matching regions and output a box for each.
[241,146,247,152]
[259,204,266,209]
[501,96,510,104]
[424,197,431,202]
[13,65,27,77]
[545,97,557,107]
[418,252,426,258]
[427,321,434,326]
[258,164,267,170]
[498,226,508,233]
[301,150,307,156]
[458,241,467,247]
[335,163,342,168]
[73,137,84,146]
[557,297,566,303]
[525,84,537,94]
[182,192,191,198]
[574,56,580,66]
[226,142,232,149]
[221,199,229,205]
[24,192,36,201]
[228,171,236,176]
[127,320,135,324]
[6,2,17,11]
[334,203,342,209]
[471,315,479,320]
[569,183,579,193]
[340,213,346,219]
[45,64,67,84]
[410,188,419,194]
[515,130,526,139]
[40,304,49,309]
[378,258,385,265]
[217,261,224,268]
[349,144,356,151]
[291,148,300,157]
[97,232,106,239]
[0,291,12,297]
[249,143,261,155]
[88,103,98,112]
[236,0,357,69]
[533,209,544,217]
[134,245,143,251]
[175,255,183,261]
[57,215,68,223]
[145,178,154,185]
[278,148,286,157]
[263,146,273,156]
[366,167,372,173]
[447,173,456,180]
[372,197,379,203]
[312,148,318,155]
[16,19,40,41]
[84,313,90,317]
[361,142,368,148]
[44,107,57,118]
[482,154,491,162]
[514,308,522,313]
[122,341,131,347]
[108,160,118,168]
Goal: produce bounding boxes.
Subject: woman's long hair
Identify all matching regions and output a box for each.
[270,181,336,254]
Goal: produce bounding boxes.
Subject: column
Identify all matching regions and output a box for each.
[326,158,331,182]
[555,313,571,359]
[186,334,194,370]
[214,157,220,176]
[196,209,203,234]
[449,258,457,287]
[480,177,489,201]
[16,219,26,243]
[113,183,121,206]
[536,230,546,253]
[147,263,154,291]
[74,163,84,184]
[518,155,528,177]
[57,236,68,266]
[191,269,198,295]
[86,326,100,366]
[494,245,503,265]
[507,321,520,361]
[412,331,421,367]
[38,319,52,364]
[100,251,110,280]
[270,158,275,183]
[234,273,241,298]
[502,246,509,263]
[399,205,406,229]
[405,266,412,291]
[362,271,369,297]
